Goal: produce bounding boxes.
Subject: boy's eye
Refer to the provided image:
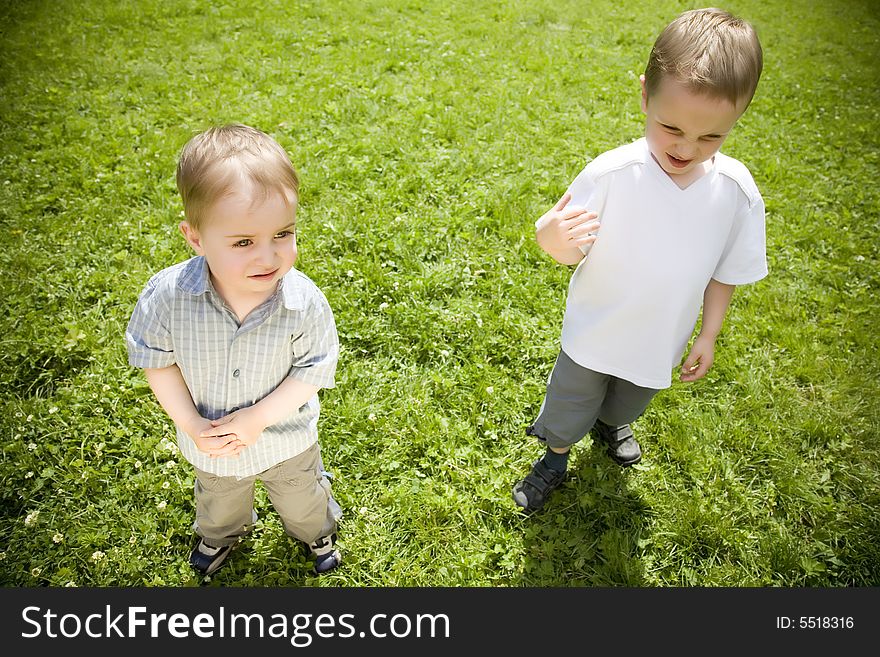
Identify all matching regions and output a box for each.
[661,124,681,134]
[233,239,252,248]
[275,230,294,239]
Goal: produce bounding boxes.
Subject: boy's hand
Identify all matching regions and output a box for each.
[680,334,716,382]
[184,417,245,458]
[201,407,266,452]
[536,192,601,255]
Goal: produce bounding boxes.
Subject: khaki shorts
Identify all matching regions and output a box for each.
[528,350,659,449]
[192,443,341,546]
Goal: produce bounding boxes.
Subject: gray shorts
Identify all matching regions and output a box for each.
[528,350,659,449]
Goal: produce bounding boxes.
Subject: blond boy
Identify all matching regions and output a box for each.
[514,9,767,512]
[126,124,342,573]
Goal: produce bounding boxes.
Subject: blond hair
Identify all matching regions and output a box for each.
[176,123,299,229]
[644,8,763,107]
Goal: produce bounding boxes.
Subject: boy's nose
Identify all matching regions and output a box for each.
[674,142,698,159]
[254,243,277,265]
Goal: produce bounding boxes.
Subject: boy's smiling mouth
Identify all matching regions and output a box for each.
[666,153,692,168]
[249,269,279,281]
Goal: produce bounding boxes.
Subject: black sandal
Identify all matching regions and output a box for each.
[190,539,234,576]
[512,459,566,513]
[593,420,642,467]
[308,533,341,574]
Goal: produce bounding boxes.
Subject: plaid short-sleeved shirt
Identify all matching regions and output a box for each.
[126,256,338,478]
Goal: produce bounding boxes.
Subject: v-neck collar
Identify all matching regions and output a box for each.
[642,139,716,195]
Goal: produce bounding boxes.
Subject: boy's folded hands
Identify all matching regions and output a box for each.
[182,413,261,459]
[196,407,267,458]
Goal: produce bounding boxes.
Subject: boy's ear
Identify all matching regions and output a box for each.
[179,221,204,254]
[639,74,648,114]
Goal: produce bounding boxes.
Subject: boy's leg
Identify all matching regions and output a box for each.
[261,443,341,571]
[190,469,257,575]
[514,350,609,513]
[527,350,608,448]
[593,377,660,466]
[193,469,257,546]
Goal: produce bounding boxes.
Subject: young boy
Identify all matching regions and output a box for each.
[513,8,767,513]
[126,124,343,574]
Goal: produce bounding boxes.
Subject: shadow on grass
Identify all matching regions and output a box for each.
[514,442,651,587]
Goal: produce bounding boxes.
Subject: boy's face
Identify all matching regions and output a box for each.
[179,186,298,306]
[641,75,745,184]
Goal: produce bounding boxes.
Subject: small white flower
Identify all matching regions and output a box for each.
[65,581,77,587]
[346,270,355,278]
[102,384,111,391]
[26,415,34,422]
[81,471,88,479]
[91,550,105,562]
[162,481,170,489]
[134,460,142,469]
[379,302,389,310]
[48,406,58,414]
[368,413,377,422]
[0,552,6,561]
[27,442,37,451]
[359,506,369,515]
[486,386,494,394]
[24,511,39,526]
[855,255,865,262]
[25,471,34,479]
[53,533,63,543]
[157,501,167,510]
[31,567,42,577]
[165,461,175,470]
[129,536,137,545]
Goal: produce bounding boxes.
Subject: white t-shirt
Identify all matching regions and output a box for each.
[554,137,767,389]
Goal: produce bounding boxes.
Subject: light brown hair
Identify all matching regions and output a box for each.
[176,124,299,229]
[644,8,763,107]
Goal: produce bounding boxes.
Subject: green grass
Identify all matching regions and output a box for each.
[1,0,877,587]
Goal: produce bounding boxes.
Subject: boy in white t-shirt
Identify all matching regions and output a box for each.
[513,8,767,513]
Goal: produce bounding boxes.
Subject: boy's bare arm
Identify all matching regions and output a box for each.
[143,365,242,457]
[698,279,736,340]
[199,376,320,448]
[535,192,601,265]
[680,279,736,382]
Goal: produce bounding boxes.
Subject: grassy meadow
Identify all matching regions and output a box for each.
[0,0,878,587]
